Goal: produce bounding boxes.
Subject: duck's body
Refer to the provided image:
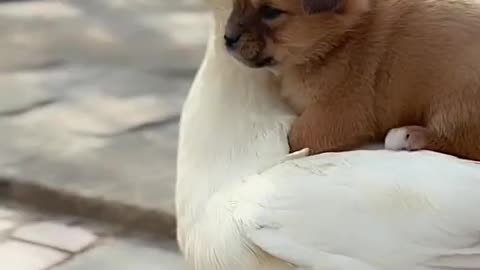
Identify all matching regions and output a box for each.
[176,1,480,269]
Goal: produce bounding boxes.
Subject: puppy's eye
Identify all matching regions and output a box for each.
[260,6,284,20]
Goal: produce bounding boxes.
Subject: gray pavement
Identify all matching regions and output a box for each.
[0,203,184,270]
[0,0,210,235]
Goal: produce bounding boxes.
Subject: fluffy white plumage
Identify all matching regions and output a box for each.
[175,1,480,270]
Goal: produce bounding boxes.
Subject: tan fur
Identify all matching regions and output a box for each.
[225,0,480,160]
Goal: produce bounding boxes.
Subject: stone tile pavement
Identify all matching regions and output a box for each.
[0,203,184,270]
[0,0,210,235]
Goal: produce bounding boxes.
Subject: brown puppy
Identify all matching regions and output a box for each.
[224,0,480,160]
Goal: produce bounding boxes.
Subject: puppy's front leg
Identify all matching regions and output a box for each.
[288,102,376,154]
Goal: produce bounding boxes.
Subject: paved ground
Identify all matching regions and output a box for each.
[0,202,184,270]
[0,0,210,235]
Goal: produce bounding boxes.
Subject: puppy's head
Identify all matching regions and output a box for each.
[224,0,370,68]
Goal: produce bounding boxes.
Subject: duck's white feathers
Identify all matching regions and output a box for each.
[231,151,480,270]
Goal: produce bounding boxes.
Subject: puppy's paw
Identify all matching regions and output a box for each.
[385,126,429,151]
[283,148,310,162]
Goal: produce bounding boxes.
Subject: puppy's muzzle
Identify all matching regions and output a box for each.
[224,32,274,68]
[224,34,240,50]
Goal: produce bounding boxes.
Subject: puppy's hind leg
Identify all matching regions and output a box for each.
[385,107,480,161]
[385,126,432,152]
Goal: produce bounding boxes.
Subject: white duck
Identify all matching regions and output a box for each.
[176,1,480,269]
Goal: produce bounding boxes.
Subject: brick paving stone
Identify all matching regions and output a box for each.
[0,240,68,270]
[0,207,17,218]
[52,216,121,237]
[0,1,81,19]
[0,219,15,232]
[10,93,178,136]
[53,239,185,270]
[0,73,55,115]
[12,222,98,253]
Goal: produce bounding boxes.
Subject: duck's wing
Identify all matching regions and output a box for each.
[233,150,480,270]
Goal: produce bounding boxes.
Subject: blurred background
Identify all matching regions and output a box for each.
[0,0,209,269]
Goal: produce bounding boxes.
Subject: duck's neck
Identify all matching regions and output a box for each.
[176,11,294,232]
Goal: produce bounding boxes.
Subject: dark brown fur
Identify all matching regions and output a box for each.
[225,0,480,161]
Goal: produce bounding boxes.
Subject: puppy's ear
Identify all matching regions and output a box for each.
[302,0,341,14]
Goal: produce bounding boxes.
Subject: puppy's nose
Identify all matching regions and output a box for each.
[224,34,240,49]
